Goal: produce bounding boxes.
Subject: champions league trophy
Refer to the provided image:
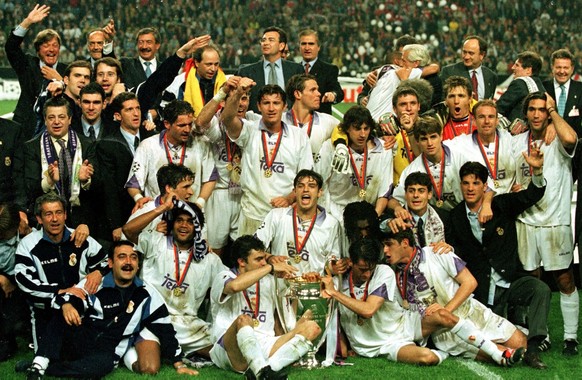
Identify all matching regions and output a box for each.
[285,275,335,369]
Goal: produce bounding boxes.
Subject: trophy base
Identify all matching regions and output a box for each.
[295,351,322,370]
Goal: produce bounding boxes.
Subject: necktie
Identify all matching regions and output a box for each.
[144,61,152,78]
[558,85,567,117]
[305,62,310,74]
[134,136,140,151]
[471,70,478,101]
[268,62,277,85]
[56,139,72,199]
[416,218,426,248]
[88,126,96,142]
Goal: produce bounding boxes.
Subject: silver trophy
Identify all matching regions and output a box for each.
[285,277,335,369]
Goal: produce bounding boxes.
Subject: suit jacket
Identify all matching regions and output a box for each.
[13,132,97,229]
[445,181,545,304]
[5,31,67,139]
[237,59,304,113]
[120,57,160,91]
[440,61,497,100]
[308,59,344,115]
[93,128,135,241]
[0,118,22,203]
[543,79,582,134]
[497,76,545,122]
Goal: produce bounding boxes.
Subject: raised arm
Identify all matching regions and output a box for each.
[220,77,255,140]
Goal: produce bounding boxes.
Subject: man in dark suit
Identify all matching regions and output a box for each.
[237,26,303,113]
[0,118,22,205]
[74,82,115,142]
[93,92,142,243]
[13,96,96,235]
[5,4,67,139]
[440,36,497,101]
[120,27,161,91]
[497,51,545,122]
[446,161,551,369]
[298,29,343,115]
[544,49,582,134]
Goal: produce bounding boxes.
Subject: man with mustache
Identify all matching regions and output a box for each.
[25,240,197,379]
[120,27,162,91]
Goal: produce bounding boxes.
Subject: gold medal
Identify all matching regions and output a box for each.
[226,162,233,171]
[402,299,410,309]
[173,287,183,297]
[494,180,500,188]
[357,318,364,326]
[294,255,302,264]
[359,189,366,198]
[436,200,444,208]
[253,318,260,328]
[69,253,77,267]
[264,168,272,178]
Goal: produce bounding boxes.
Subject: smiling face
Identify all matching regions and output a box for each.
[172,213,195,248]
[512,59,531,78]
[446,86,471,119]
[164,113,194,145]
[294,175,322,214]
[87,30,106,60]
[95,63,120,95]
[474,105,498,141]
[137,32,160,61]
[461,38,484,70]
[405,184,432,216]
[36,201,67,243]
[526,98,549,133]
[552,58,574,85]
[109,245,139,287]
[45,105,71,139]
[38,37,60,67]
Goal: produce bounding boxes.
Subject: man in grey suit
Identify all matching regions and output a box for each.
[237,26,303,113]
[440,36,497,100]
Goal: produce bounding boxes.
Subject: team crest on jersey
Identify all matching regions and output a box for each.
[126,300,135,313]
[4,156,11,166]
[69,253,77,266]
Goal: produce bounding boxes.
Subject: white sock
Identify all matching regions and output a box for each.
[451,318,503,364]
[123,347,138,372]
[268,335,312,372]
[560,289,579,341]
[32,356,49,374]
[236,326,267,375]
[430,349,449,365]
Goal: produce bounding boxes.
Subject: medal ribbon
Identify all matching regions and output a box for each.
[349,271,370,301]
[348,145,368,192]
[242,281,260,321]
[476,132,499,180]
[163,132,186,165]
[173,242,194,290]
[400,130,415,162]
[292,207,317,260]
[395,248,418,301]
[224,134,238,164]
[422,151,445,202]
[261,130,283,173]
[290,110,314,137]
